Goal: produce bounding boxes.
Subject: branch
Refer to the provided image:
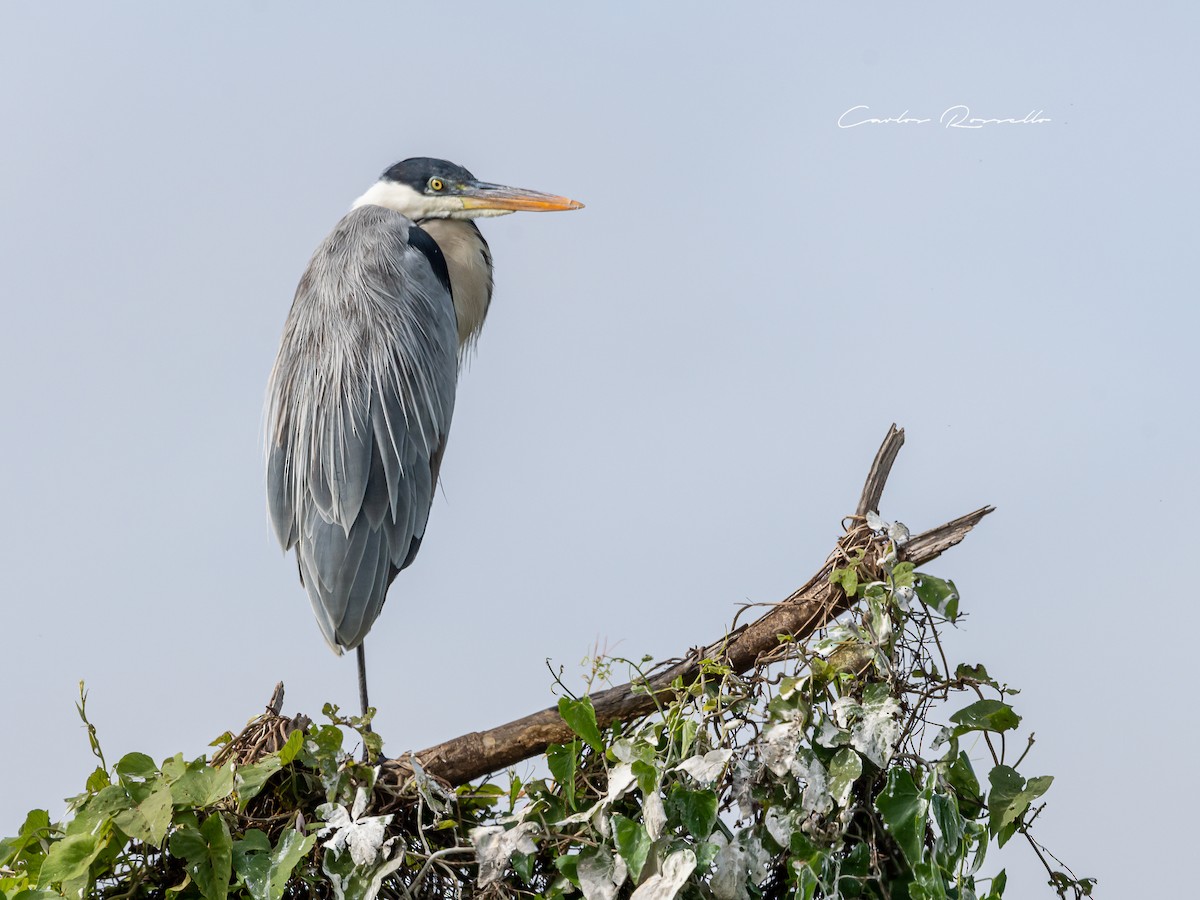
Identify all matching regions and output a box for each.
[383,426,992,788]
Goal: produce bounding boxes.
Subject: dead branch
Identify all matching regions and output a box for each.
[382,425,992,788]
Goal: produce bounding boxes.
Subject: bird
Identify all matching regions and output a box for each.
[265,157,582,718]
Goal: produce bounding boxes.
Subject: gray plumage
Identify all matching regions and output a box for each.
[265,157,581,683]
[266,206,458,652]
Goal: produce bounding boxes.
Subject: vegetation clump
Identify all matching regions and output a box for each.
[1,520,1094,900]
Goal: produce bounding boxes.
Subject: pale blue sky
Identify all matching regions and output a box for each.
[2,3,1196,895]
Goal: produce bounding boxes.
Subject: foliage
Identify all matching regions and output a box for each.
[1,519,1095,900]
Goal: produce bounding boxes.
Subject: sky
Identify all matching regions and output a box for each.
[2,2,1196,895]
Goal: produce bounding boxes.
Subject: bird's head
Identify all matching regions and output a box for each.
[353,157,583,220]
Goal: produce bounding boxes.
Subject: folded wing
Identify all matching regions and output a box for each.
[266,206,458,651]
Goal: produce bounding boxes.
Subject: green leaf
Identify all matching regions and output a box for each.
[891,561,916,589]
[912,860,949,899]
[235,758,283,811]
[954,663,998,687]
[171,761,235,808]
[931,792,963,864]
[694,840,720,872]
[37,830,107,889]
[84,767,111,794]
[790,832,820,866]
[160,753,188,782]
[987,767,1052,846]
[946,752,983,818]
[1,809,52,868]
[666,785,718,840]
[984,868,1007,899]
[552,853,578,886]
[545,741,578,810]
[875,768,927,866]
[113,782,172,846]
[828,749,862,808]
[612,814,651,880]
[169,814,232,900]
[830,566,859,598]
[115,752,157,782]
[950,700,1020,734]
[501,849,530,884]
[232,830,272,900]
[915,574,958,619]
[794,861,819,900]
[507,774,522,812]
[631,759,658,796]
[276,730,304,766]
[557,697,604,754]
[266,830,315,900]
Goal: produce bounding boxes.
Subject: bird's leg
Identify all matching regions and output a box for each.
[357,642,373,762]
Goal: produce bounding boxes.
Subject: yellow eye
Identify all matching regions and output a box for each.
[429,177,444,192]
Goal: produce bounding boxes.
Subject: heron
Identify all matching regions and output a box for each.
[266,157,582,718]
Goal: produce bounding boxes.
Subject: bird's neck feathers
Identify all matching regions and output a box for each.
[352,180,496,352]
[414,218,494,352]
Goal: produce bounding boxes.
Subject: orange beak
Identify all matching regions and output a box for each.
[458,181,584,212]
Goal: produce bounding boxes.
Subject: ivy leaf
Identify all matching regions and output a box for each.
[666,785,718,840]
[950,700,1021,734]
[875,768,927,866]
[946,752,983,818]
[954,663,999,688]
[629,848,695,900]
[891,561,916,589]
[793,861,819,900]
[511,850,537,884]
[235,758,283,811]
[915,574,959,619]
[553,853,579,887]
[171,760,235,808]
[546,741,578,810]
[631,759,659,797]
[828,749,862,808]
[1,808,52,870]
[612,814,651,881]
[113,782,172,846]
[673,749,732,787]
[912,860,950,899]
[931,792,963,864]
[169,814,232,900]
[232,829,272,900]
[84,767,111,793]
[558,697,604,754]
[578,846,627,900]
[830,566,858,598]
[987,767,1052,846]
[277,730,304,766]
[37,828,108,889]
[266,830,316,900]
[115,752,158,782]
[983,868,1008,899]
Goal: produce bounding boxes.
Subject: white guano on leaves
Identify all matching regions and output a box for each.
[578,846,628,900]
[470,822,539,888]
[628,848,697,900]
[759,719,805,778]
[831,693,902,767]
[316,787,395,868]
[710,831,771,900]
[674,748,734,786]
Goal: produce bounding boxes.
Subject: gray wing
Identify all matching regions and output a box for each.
[265,206,458,652]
